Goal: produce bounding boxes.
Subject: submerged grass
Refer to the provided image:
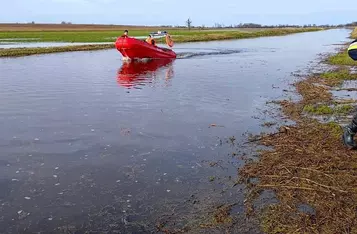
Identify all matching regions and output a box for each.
[239,28,357,233]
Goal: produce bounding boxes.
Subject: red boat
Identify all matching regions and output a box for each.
[115,36,177,59]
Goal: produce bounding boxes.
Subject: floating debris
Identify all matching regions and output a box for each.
[166,190,171,193]
[91,129,95,132]
[116,180,121,183]
[11,179,19,182]
[15,171,19,174]
[58,192,64,195]
[24,197,31,200]
[34,138,40,141]
[127,194,132,197]
[55,167,59,170]
[17,210,23,215]
[40,163,45,166]
[163,173,167,176]
[48,217,53,221]
[126,200,130,203]
[55,183,60,186]
[53,175,58,178]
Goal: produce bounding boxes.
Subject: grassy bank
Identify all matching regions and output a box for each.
[0,27,322,43]
[0,44,114,57]
[0,27,322,57]
[238,28,357,233]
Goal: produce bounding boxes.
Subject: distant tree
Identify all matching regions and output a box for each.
[186,18,192,30]
[214,23,222,28]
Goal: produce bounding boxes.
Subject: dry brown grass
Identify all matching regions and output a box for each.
[351,27,357,39]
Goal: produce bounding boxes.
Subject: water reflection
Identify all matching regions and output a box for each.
[117,59,174,89]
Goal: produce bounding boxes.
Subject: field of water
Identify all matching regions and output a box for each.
[0,29,351,233]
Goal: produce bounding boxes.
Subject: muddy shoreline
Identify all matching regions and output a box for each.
[238,28,357,232]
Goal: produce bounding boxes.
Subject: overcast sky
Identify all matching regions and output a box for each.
[1,0,356,26]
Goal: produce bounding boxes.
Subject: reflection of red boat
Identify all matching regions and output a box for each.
[115,37,177,59]
[117,59,174,88]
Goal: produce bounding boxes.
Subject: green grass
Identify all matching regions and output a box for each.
[303,104,353,115]
[327,50,357,66]
[303,104,333,115]
[320,68,357,86]
[321,68,357,80]
[334,104,354,114]
[0,28,323,43]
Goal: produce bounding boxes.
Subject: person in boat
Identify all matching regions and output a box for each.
[342,38,357,149]
[145,35,156,46]
[121,30,129,38]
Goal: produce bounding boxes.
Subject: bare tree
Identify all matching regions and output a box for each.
[186,18,192,30]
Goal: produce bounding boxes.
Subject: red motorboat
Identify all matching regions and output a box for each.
[115,35,176,60]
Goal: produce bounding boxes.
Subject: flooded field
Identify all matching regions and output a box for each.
[0,29,351,233]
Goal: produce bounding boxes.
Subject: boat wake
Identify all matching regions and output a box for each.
[176,49,243,59]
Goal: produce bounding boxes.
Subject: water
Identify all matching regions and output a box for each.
[0,29,351,233]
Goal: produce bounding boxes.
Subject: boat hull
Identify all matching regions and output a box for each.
[115,37,177,59]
